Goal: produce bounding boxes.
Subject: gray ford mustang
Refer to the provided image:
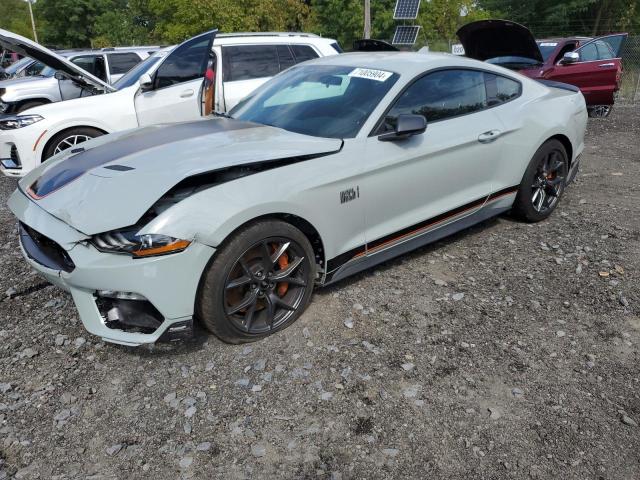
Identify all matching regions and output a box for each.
[9,52,587,346]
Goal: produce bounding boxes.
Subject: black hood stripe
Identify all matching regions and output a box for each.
[28,118,259,199]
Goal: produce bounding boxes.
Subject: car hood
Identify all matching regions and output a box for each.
[456,19,543,64]
[0,29,114,92]
[0,74,54,91]
[19,118,343,235]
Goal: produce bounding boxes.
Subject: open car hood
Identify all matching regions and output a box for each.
[0,29,115,92]
[19,118,343,235]
[456,20,543,64]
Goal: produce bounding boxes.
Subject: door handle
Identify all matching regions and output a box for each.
[598,63,615,67]
[180,89,195,98]
[478,130,502,143]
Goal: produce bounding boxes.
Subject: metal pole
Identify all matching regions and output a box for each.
[27,0,38,43]
[364,0,371,39]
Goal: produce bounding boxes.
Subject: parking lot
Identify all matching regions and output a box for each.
[0,106,638,479]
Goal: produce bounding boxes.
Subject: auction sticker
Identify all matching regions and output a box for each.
[539,42,558,47]
[348,68,393,82]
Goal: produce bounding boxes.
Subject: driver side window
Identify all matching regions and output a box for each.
[379,69,487,133]
[154,35,211,89]
[577,43,598,62]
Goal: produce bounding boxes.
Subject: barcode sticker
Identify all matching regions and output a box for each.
[348,68,393,82]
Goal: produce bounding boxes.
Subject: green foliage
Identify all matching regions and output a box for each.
[476,0,639,37]
[2,0,639,52]
[0,0,36,39]
[33,0,115,48]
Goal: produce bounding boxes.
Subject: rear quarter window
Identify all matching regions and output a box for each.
[107,53,142,75]
[484,73,521,106]
[290,45,319,63]
[222,45,279,82]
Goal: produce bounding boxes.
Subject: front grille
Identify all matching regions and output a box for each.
[19,222,75,272]
[10,145,20,166]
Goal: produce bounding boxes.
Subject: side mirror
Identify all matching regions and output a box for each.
[561,52,579,64]
[54,71,67,81]
[378,114,427,142]
[139,73,154,91]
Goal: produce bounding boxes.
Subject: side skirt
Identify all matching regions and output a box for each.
[323,190,516,285]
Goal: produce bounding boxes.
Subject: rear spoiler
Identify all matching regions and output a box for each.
[536,79,580,93]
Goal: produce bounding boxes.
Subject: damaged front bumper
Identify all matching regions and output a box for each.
[8,188,214,346]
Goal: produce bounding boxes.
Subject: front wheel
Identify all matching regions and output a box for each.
[197,220,316,344]
[43,127,104,160]
[512,139,568,223]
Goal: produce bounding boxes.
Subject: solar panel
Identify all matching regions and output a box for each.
[393,0,421,19]
[392,25,421,45]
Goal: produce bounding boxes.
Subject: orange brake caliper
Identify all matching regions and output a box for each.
[273,243,290,297]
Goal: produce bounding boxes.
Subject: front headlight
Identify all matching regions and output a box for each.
[0,114,44,130]
[91,230,190,258]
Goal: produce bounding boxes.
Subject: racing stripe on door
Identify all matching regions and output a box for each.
[325,185,518,273]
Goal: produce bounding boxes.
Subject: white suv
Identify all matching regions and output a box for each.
[0,29,341,177]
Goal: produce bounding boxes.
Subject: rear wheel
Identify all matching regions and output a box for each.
[512,139,568,223]
[43,127,104,160]
[197,220,316,344]
[588,105,612,118]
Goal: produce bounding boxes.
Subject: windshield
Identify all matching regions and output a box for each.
[537,42,558,61]
[39,66,58,77]
[114,54,163,90]
[5,57,33,75]
[230,65,399,139]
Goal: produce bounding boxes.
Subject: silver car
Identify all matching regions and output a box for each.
[0,46,157,114]
[9,52,587,347]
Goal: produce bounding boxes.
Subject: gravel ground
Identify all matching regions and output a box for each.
[0,106,639,480]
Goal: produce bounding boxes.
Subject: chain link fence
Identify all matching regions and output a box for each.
[619,35,640,104]
[424,35,640,104]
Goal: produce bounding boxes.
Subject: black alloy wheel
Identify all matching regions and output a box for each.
[512,139,568,222]
[530,149,566,214]
[197,220,316,343]
[224,238,309,334]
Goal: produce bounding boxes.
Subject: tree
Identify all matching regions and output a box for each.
[34,0,114,48]
[476,0,639,37]
[0,0,36,39]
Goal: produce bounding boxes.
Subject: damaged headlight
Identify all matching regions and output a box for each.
[0,114,44,130]
[91,230,190,258]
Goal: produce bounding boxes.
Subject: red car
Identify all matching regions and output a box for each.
[457,20,627,117]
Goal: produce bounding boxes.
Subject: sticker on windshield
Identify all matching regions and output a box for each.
[539,42,558,47]
[348,68,393,82]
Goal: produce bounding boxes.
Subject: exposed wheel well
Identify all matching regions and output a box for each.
[41,126,108,161]
[547,134,573,166]
[221,213,326,272]
[17,98,51,108]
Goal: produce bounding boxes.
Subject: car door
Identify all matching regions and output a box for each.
[220,44,321,111]
[361,69,506,251]
[548,34,627,105]
[134,31,216,127]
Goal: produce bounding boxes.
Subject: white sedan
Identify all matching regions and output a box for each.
[9,53,587,346]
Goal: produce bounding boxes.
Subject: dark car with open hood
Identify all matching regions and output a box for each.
[457,19,628,117]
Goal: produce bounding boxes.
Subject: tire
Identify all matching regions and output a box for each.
[16,101,46,113]
[43,127,104,160]
[587,105,612,118]
[197,220,316,344]
[512,139,569,223]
